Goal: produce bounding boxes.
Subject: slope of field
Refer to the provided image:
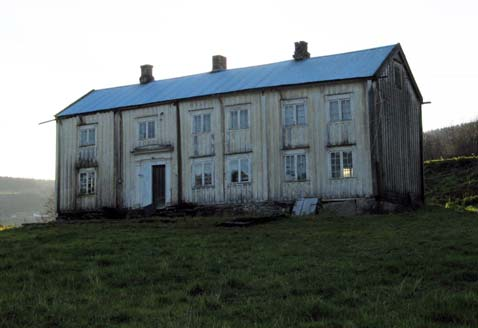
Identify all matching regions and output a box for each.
[424,156,478,212]
[1,207,477,327]
[0,177,54,225]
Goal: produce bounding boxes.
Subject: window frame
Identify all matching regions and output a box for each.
[394,64,402,89]
[227,157,251,184]
[282,99,307,127]
[329,150,354,179]
[228,107,250,130]
[192,112,212,135]
[79,125,97,147]
[192,161,214,188]
[327,94,353,123]
[78,168,96,195]
[137,117,157,141]
[284,152,308,182]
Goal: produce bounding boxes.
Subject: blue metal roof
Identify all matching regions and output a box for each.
[57,44,396,117]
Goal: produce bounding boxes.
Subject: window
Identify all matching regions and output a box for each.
[329,98,352,122]
[283,101,307,126]
[193,162,213,187]
[138,119,156,140]
[229,109,249,129]
[284,153,307,181]
[79,126,96,146]
[192,113,211,134]
[228,158,251,183]
[79,169,96,195]
[394,65,402,89]
[330,151,354,178]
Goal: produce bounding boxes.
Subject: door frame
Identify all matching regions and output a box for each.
[136,159,171,207]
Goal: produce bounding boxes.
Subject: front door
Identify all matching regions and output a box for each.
[152,165,166,209]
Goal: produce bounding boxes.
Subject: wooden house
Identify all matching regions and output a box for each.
[55,42,423,215]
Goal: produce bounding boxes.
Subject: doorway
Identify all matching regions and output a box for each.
[152,165,166,209]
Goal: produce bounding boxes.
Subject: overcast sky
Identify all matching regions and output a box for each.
[1,0,477,180]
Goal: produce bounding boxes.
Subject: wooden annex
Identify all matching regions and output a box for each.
[55,42,423,215]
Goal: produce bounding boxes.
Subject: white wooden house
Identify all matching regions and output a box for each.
[55,42,423,215]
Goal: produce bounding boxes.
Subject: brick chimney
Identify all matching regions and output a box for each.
[212,55,227,72]
[139,64,154,84]
[293,41,310,60]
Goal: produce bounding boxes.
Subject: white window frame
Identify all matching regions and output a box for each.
[282,99,307,127]
[192,112,212,135]
[329,150,354,179]
[137,117,157,141]
[284,152,308,182]
[192,161,214,188]
[227,157,251,184]
[228,107,250,130]
[78,168,96,195]
[79,125,96,147]
[327,94,353,123]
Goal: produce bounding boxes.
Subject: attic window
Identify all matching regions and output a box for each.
[394,65,402,89]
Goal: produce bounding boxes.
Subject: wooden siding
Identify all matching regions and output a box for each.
[57,112,115,212]
[371,51,423,203]
[120,104,178,208]
[57,80,380,211]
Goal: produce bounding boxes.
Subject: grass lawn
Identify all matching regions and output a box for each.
[1,207,478,327]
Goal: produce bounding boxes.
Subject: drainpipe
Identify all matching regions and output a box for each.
[174,102,183,204]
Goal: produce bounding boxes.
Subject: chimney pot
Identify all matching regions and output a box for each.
[139,64,154,84]
[293,41,310,60]
[212,55,227,72]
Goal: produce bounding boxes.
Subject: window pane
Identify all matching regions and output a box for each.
[230,111,238,129]
[193,115,202,134]
[204,162,213,186]
[296,104,306,125]
[203,114,211,133]
[341,99,352,121]
[284,105,295,126]
[331,152,341,178]
[240,158,250,182]
[297,154,307,180]
[80,129,88,146]
[240,110,249,129]
[139,122,147,140]
[329,101,340,122]
[80,173,87,193]
[285,155,295,180]
[147,121,155,139]
[342,151,353,178]
[88,171,96,193]
[193,164,203,187]
[87,128,96,145]
[230,159,239,183]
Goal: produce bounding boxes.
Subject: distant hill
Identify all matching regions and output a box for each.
[0,177,54,226]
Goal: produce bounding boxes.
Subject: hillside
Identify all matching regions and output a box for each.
[0,177,54,225]
[424,156,478,212]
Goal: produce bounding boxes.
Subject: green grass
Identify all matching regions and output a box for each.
[1,207,478,327]
[425,155,478,212]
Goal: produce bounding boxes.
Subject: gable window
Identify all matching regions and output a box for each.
[330,151,354,178]
[283,101,307,127]
[284,153,307,181]
[329,98,351,122]
[192,113,211,134]
[228,158,251,183]
[138,119,156,140]
[229,109,249,129]
[193,161,213,188]
[79,169,96,195]
[394,65,402,89]
[79,126,96,146]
